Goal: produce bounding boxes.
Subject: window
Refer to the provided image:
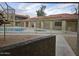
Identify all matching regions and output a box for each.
[55,21,62,26]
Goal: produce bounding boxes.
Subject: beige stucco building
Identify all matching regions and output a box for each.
[2,13,78,32]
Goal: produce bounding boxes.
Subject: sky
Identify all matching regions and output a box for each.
[6,2,78,17]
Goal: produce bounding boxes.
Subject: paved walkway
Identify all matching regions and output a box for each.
[56,34,75,56]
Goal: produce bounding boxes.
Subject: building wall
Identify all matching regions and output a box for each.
[1,18,77,32]
[15,22,24,27]
[36,21,41,28]
[26,21,28,27]
[66,21,77,32]
[53,21,62,30]
[0,21,15,27]
[43,20,50,29]
[29,20,54,29]
[5,22,14,27]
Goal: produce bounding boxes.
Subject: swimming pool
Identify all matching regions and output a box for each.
[0,27,25,32]
[0,27,63,35]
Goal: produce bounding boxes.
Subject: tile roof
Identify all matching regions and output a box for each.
[30,13,78,21]
[15,14,29,19]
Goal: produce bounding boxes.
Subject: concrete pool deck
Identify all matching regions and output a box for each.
[0,35,47,48]
[0,35,56,56]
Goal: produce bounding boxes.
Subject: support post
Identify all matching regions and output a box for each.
[24,22,26,27]
[34,22,36,29]
[62,21,66,32]
[41,21,44,29]
[28,21,31,28]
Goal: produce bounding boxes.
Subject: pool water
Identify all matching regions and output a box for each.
[0,27,25,32]
[0,27,52,34]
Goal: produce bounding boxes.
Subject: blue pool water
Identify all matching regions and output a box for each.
[0,27,25,32]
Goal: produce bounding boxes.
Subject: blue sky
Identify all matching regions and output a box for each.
[7,2,78,17]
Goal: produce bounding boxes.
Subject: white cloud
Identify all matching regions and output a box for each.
[16,3,43,17]
[18,3,32,10]
[45,3,78,16]
[18,3,42,10]
[15,3,78,17]
[45,4,76,12]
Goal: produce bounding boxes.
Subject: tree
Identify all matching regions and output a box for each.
[74,7,78,14]
[36,5,46,16]
[0,13,4,25]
